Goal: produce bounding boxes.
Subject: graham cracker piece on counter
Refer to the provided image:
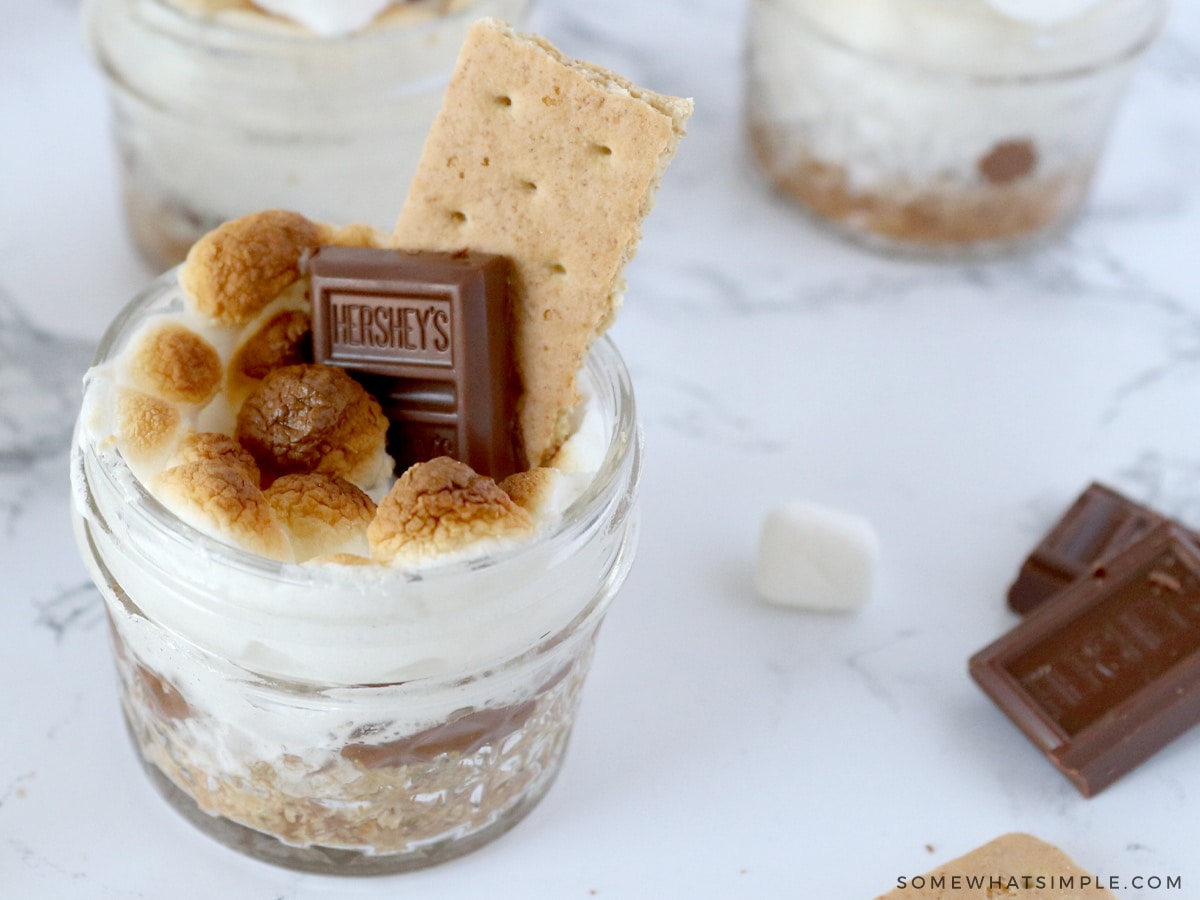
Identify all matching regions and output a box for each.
[394,17,692,467]
[876,833,1117,899]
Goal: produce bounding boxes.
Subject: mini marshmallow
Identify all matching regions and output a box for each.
[754,500,879,612]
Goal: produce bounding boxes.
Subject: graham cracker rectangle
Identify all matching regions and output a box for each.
[393,17,692,467]
[876,833,1118,899]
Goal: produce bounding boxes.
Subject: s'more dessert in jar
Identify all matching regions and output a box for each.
[746,0,1168,257]
[71,19,692,873]
[82,0,535,269]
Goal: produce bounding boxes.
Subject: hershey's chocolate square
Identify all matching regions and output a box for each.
[972,524,1200,796]
[310,247,520,479]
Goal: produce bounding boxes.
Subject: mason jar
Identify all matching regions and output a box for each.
[746,0,1169,258]
[82,0,535,269]
[70,269,640,874]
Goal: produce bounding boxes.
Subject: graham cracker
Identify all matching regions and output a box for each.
[876,833,1117,899]
[393,17,692,467]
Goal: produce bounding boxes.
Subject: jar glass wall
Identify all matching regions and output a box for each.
[82,0,534,269]
[745,0,1169,259]
[70,271,640,874]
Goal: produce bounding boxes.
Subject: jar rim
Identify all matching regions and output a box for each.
[86,0,527,48]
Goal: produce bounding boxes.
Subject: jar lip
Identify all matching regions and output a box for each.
[122,0,509,47]
[761,0,1169,83]
[80,266,640,588]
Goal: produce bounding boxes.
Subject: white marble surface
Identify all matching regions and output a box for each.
[4,0,1200,896]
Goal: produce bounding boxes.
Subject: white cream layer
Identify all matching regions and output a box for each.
[748,0,1164,190]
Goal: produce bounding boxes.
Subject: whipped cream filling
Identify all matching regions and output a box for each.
[984,0,1106,27]
[250,0,397,36]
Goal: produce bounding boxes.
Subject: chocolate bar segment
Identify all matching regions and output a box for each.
[971,524,1200,797]
[1008,483,1166,615]
[310,247,520,480]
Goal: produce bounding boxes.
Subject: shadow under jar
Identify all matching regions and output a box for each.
[745,0,1169,259]
[70,271,640,874]
[82,0,534,270]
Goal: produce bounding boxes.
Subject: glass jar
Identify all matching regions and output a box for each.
[745,0,1169,259]
[70,269,640,874]
[82,0,534,270]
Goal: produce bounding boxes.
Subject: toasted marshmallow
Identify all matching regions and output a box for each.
[173,431,262,486]
[369,457,534,564]
[228,286,314,408]
[264,473,377,562]
[155,460,292,561]
[235,363,390,488]
[116,388,187,475]
[181,210,322,327]
[500,467,586,521]
[319,221,396,249]
[125,320,222,406]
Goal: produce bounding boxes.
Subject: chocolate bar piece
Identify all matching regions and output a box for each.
[1008,483,1166,615]
[971,524,1200,797]
[310,247,519,480]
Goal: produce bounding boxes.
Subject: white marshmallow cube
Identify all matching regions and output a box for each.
[754,501,879,612]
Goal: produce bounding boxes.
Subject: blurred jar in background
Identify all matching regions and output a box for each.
[83,0,534,270]
[745,0,1169,259]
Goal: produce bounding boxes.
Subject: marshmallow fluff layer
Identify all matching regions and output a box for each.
[73,269,639,695]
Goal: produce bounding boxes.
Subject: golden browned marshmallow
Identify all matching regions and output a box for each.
[126,321,222,406]
[235,363,389,485]
[369,457,534,564]
[393,18,692,466]
[173,431,261,486]
[229,308,312,383]
[117,388,185,469]
[263,473,377,562]
[181,210,322,327]
[876,833,1117,899]
[499,467,558,515]
[319,221,395,249]
[155,460,292,561]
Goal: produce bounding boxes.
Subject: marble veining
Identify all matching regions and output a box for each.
[33,581,105,642]
[0,284,92,473]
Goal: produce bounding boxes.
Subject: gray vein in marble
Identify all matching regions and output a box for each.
[46,694,85,742]
[844,629,916,713]
[0,284,93,473]
[0,472,36,538]
[33,581,105,642]
[6,838,151,898]
[1113,451,1200,526]
[633,371,786,452]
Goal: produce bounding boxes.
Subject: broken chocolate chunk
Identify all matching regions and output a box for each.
[972,524,1200,797]
[1008,483,1168,615]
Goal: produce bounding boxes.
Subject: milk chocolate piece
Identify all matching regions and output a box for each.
[1008,483,1166,615]
[310,247,519,480]
[341,699,537,768]
[972,524,1200,797]
[978,138,1038,185]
